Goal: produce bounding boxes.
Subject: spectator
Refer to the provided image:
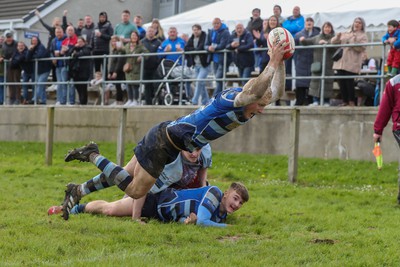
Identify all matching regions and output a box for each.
[123,31,148,106]
[282,6,305,37]
[75,18,84,36]
[301,22,336,106]
[67,36,92,105]
[273,5,285,25]
[181,33,189,43]
[26,36,52,105]
[246,8,263,39]
[293,17,320,106]
[92,11,113,73]
[331,17,367,106]
[157,27,185,64]
[49,27,68,105]
[114,10,138,44]
[282,6,305,101]
[133,15,146,40]
[81,15,95,48]
[13,41,34,104]
[3,32,20,105]
[205,17,231,96]
[35,9,67,49]
[253,15,281,71]
[90,71,106,105]
[227,23,254,85]
[141,27,161,105]
[151,19,165,42]
[61,25,79,105]
[185,24,210,106]
[382,20,400,77]
[107,35,126,105]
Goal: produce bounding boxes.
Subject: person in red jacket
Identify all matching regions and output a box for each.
[373,74,400,203]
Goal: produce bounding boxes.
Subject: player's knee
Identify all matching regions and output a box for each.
[103,204,118,216]
[124,188,147,199]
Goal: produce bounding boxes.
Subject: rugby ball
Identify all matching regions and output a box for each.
[267,27,295,60]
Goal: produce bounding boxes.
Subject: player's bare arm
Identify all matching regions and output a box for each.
[234,40,286,107]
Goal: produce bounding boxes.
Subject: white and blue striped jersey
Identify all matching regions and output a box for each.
[150,144,212,194]
[167,88,249,152]
[156,186,227,227]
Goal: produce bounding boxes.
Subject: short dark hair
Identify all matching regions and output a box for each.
[122,9,130,15]
[388,19,399,28]
[274,5,282,12]
[192,24,202,30]
[252,8,261,13]
[306,17,314,23]
[229,182,249,203]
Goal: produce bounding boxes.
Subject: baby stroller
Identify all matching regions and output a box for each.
[152,57,190,105]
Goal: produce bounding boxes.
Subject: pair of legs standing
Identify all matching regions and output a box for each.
[336,69,356,106]
[191,65,210,105]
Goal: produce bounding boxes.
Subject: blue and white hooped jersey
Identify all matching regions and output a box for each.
[156,186,227,227]
[150,144,212,194]
[167,88,249,151]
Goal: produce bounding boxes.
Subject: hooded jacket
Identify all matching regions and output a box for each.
[205,23,231,65]
[92,13,113,53]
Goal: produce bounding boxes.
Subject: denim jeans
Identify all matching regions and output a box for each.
[212,62,223,96]
[22,72,35,101]
[55,66,68,104]
[238,66,253,86]
[0,76,4,104]
[35,71,50,104]
[192,65,210,105]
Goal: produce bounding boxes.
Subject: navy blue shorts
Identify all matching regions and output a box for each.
[141,193,160,219]
[134,121,180,179]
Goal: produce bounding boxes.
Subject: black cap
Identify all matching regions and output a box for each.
[5,31,13,38]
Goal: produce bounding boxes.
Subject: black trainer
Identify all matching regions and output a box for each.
[64,142,99,162]
[62,183,82,220]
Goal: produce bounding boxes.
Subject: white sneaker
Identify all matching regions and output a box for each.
[123,100,132,106]
[55,101,61,106]
[130,100,138,106]
[308,102,319,106]
[323,103,330,107]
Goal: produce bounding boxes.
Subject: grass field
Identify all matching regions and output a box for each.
[1,141,400,266]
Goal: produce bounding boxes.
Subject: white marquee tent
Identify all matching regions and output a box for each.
[146,0,400,36]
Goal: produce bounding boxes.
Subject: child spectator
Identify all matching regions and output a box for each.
[90,71,104,105]
[382,20,400,77]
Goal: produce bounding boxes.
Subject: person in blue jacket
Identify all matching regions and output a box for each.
[205,18,231,96]
[282,6,305,96]
[52,182,248,227]
[157,26,186,64]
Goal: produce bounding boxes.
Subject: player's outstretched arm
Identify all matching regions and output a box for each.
[234,40,286,107]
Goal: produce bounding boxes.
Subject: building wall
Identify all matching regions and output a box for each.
[0,106,394,162]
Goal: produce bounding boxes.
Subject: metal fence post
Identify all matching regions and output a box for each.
[45,106,55,166]
[117,108,127,166]
[288,108,300,183]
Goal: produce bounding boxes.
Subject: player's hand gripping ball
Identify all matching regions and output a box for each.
[267,27,295,60]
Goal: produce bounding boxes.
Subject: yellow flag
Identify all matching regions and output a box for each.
[372,142,383,170]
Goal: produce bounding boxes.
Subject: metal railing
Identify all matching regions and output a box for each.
[1,42,387,106]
